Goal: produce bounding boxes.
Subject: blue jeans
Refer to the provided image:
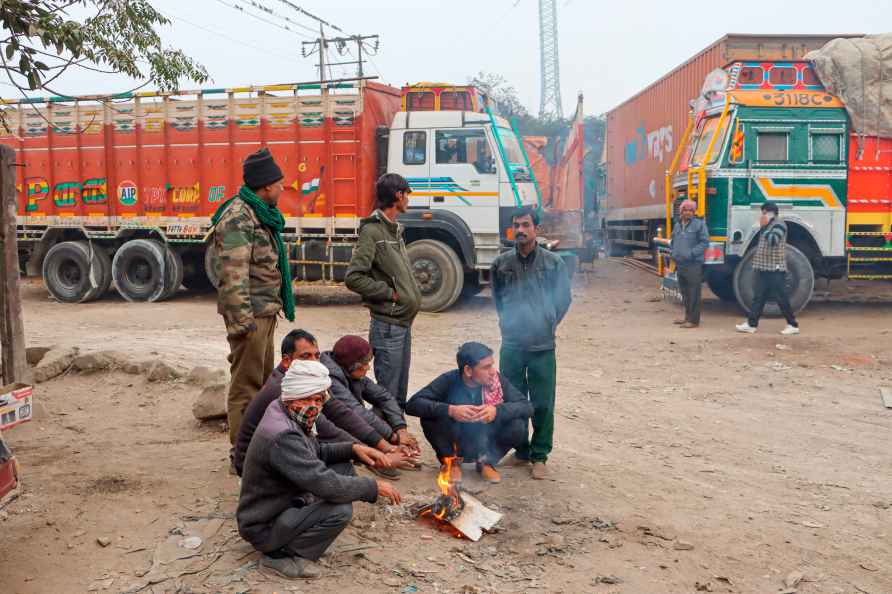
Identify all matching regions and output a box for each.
[369,318,412,409]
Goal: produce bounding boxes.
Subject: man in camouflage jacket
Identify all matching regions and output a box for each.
[212,148,287,452]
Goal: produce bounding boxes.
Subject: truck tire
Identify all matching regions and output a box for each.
[42,240,111,303]
[112,239,177,302]
[407,239,464,312]
[605,235,627,257]
[182,252,214,292]
[204,242,221,290]
[733,244,815,316]
[705,268,736,302]
[159,246,184,300]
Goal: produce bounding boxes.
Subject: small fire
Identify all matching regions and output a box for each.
[434,456,462,521]
[417,456,465,526]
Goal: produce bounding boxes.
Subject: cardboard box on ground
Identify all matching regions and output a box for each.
[0,382,32,431]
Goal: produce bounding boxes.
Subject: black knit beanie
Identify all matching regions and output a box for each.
[243,148,284,190]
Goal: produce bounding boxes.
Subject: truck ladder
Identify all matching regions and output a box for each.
[846,206,892,280]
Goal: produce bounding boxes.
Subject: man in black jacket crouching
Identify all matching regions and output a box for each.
[406,342,533,484]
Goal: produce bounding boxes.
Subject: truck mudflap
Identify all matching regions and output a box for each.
[654,237,681,303]
[654,237,725,302]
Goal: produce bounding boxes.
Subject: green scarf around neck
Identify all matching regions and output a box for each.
[212,185,295,322]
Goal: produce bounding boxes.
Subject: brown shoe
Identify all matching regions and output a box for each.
[504,453,531,467]
[673,318,686,325]
[680,322,699,328]
[531,461,547,480]
[477,462,501,484]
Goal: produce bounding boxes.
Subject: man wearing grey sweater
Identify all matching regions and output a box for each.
[237,360,401,580]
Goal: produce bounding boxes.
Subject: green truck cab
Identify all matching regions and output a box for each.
[658,60,892,314]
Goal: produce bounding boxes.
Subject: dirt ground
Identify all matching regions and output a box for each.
[3,261,892,594]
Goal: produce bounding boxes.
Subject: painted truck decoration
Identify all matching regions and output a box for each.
[2,80,539,311]
[657,61,892,314]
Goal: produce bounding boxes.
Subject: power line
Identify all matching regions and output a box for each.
[274,0,343,33]
[239,0,319,34]
[212,0,314,40]
[165,10,296,60]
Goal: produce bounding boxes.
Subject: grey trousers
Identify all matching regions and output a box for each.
[676,263,703,325]
[369,318,412,409]
[258,462,355,561]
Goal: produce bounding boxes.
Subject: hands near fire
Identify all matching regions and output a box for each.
[376,480,402,505]
[353,443,393,469]
[449,404,498,424]
[390,428,421,454]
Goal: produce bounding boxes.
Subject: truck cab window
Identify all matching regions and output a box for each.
[690,117,728,166]
[436,129,495,174]
[406,91,435,111]
[757,132,788,162]
[403,131,426,165]
[812,133,842,162]
[440,91,472,111]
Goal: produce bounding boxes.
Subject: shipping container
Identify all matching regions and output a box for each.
[601,33,862,253]
[5,80,400,231]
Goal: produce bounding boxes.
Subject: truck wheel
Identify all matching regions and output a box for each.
[182,252,214,292]
[112,239,175,302]
[733,244,815,316]
[407,239,464,312]
[705,268,736,302]
[43,240,111,303]
[204,242,221,290]
[605,235,627,257]
[159,246,184,300]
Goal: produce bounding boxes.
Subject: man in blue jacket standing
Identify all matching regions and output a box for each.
[671,199,710,328]
[491,207,572,480]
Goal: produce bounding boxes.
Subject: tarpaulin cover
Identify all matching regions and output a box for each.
[550,96,585,211]
[523,136,553,204]
[806,34,892,138]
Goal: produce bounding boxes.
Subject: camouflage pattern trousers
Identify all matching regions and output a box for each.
[227,316,277,444]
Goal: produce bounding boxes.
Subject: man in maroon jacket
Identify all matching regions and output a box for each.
[233,329,414,477]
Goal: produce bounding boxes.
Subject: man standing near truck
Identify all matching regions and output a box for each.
[670,199,709,328]
[491,206,572,480]
[736,202,800,335]
[345,173,422,410]
[212,148,296,465]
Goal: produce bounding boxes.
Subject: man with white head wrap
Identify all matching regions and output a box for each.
[237,360,402,580]
[670,199,710,328]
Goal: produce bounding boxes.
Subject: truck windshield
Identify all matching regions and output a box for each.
[690,116,729,166]
[497,128,526,164]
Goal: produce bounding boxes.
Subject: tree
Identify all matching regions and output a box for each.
[469,71,528,121]
[0,0,207,96]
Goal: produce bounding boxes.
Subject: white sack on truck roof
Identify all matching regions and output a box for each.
[806,33,892,139]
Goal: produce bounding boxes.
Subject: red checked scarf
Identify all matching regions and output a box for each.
[483,373,504,406]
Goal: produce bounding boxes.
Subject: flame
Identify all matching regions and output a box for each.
[437,456,456,496]
[434,456,460,520]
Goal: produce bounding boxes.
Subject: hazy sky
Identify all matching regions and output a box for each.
[7,0,889,116]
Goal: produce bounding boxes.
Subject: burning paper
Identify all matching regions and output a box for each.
[417,457,503,541]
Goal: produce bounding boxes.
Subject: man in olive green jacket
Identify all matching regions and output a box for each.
[345,173,421,409]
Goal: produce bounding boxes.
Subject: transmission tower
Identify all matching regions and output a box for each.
[538,0,563,119]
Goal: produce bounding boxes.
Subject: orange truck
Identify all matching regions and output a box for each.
[2,80,542,311]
